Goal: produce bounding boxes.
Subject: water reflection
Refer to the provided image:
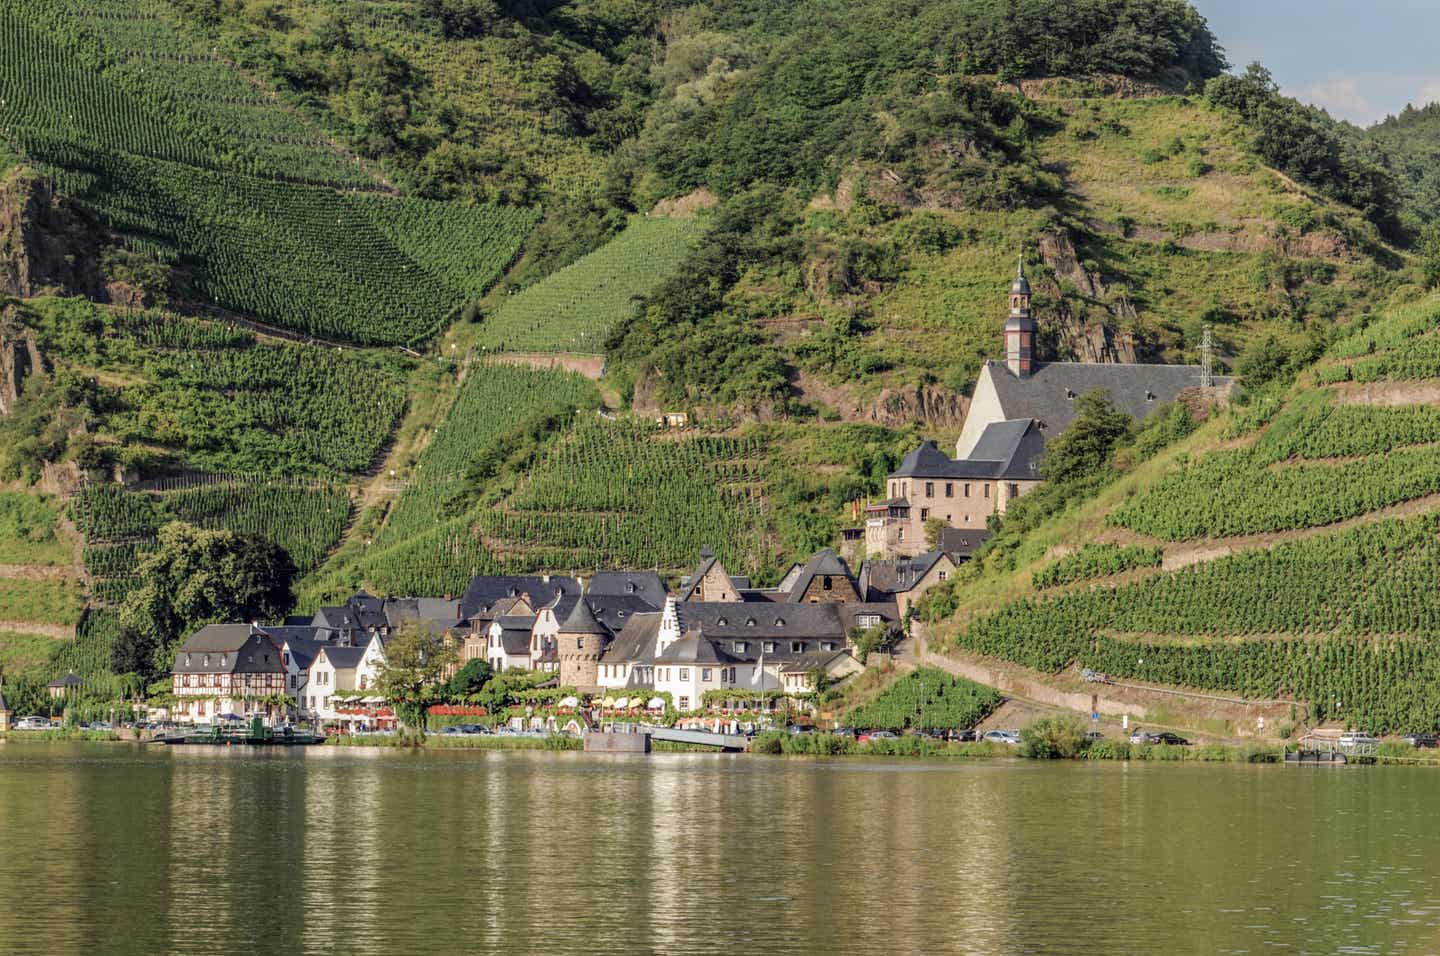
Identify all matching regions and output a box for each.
[6,745,1440,955]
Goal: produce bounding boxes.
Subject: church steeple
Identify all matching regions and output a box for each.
[1003,248,1036,377]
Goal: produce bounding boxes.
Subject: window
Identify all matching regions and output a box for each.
[282,652,289,666]
[898,527,905,540]
[790,642,804,653]
[289,675,296,689]
[920,507,929,520]
[717,617,728,627]
[679,668,690,681]
[734,641,747,654]
[746,618,756,627]
[945,483,953,498]
[679,696,690,711]
[764,642,777,653]
[938,571,948,582]
[1008,483,1019,499]
[925,482,934,497]
[776,618,786,628]
[983,484,990,499]
[823,575,832,590]
[821,641,837,652]
[857,614,881,628]
[702,668,712,682]
[964,483,971,498]
[359,676,368,691]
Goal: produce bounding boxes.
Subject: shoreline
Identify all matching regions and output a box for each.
[6,731,1438,767]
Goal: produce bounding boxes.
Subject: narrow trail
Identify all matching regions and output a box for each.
[0,621,75,640]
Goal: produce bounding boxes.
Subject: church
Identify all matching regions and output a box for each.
[867,255,1227,559]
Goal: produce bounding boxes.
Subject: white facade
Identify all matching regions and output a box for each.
[654,662,752,713]
[529,603,563,670]
[306,648,355,721]
[955,364,1005,458]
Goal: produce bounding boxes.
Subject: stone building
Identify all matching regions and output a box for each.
[556,598,609,692]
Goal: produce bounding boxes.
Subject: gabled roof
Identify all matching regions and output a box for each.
[587,571,666,610]
[600,612,662,665]
[559,598,608,635]
[173,626,284,675]
[779,649,854,673]
[48,673,84,688]
[313,606,363,631]
[890,423,1043,483]
[316,645,367,672]
[496,615,536,631]
[786,549,855,603]
[861,552,950,596]
[281,637,324,672]
[984,360,1228,436]
[460,575,580,621]
[346,591,390,630]
[497,629,532,656]
[384,597,463,630]
[654,632,738,665]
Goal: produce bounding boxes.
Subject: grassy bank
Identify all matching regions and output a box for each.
[0,729,121,742]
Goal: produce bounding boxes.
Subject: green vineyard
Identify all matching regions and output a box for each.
[375,365,601,550]
[24,300,409,477]
[847,666,1001,731]
[1032,544,1163,589]
[0,0,538,346]
[476,216,699,354]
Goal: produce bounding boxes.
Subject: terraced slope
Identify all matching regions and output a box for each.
[476,216,699,355]
[929,296,1440,734]
[0,0,536,346]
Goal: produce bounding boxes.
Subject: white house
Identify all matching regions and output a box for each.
[306,645,367,721]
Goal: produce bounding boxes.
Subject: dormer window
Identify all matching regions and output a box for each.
[764,641,777,653]
[1145,390,1156,401]
[775,618,785,628]
[1065,389,1076,400]
[746,618,757,627]
[717,617,728,627]
[734,641,747,654]
[626,583,636,593]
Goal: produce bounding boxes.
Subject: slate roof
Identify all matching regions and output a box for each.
[346,591,390,630]
[675,603,847,641]
[587,571,666,610]
[48,673,84,688]
[384,597,464,630]
[281,637,324,673]
[786,549,856,603]
[600,612,662,665]
[173,625,284,675]
[316,645,367,672]
[654,632,739,665]
[861,552,950,596]
[779,649,854,673]
[890,422,1043,482]
[840,602,902,633]
[559,598,608,635]
[983,360,1228,437]
[498,628,533,657]
[460,576,581,621]
[937,528,992,558]
[585,594,655,633]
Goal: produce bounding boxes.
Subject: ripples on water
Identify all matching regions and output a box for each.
[2,743,1439,955]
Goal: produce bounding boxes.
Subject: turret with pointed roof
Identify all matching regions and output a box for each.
[1004,249,1036,378]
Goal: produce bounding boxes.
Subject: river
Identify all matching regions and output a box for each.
[0,742,1437,955]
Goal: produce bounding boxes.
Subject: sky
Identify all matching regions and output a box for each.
[1191,0,1439,127]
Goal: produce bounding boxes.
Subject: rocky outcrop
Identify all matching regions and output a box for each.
[0,167,106,300]
[1036,226,1146,364]
[871,383,967,428]
[0,306,42,416]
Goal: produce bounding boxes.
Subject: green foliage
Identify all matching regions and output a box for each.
[1041,390,1133,483]
[376,621,460,738]
[1019,715,1087,759]
[1205,64,1398,235]
[846,666,1001,731]
[0,493,70,565]
[0,577,83,627]
[1032,544,1162,589]
[446,658,494,700]
[477,216,699,354]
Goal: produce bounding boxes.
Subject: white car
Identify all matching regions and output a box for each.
[14,716,53,731]
[983,730,1022,745]
[1337,732,1379,750]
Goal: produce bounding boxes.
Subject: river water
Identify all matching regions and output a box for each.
[1,743,1438,955]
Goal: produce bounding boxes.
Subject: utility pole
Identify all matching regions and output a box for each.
[1200,325,1213,389]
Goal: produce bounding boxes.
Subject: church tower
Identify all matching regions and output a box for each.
[1003,251,1036,377]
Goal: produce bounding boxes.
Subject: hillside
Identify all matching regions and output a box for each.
[0,0,1431,708]
[919,293,1440,735]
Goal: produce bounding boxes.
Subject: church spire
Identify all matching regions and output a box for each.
[1004,250,1036,377]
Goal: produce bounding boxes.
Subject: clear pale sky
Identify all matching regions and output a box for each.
[1191,0,1437,127]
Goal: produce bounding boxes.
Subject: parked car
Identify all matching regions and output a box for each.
[1402,733,1437,749]
[438,726,463,735]
[787,725,814,736]
[982,730,1022,745]
[858,730,898,743]
[955,729,978,743]
[1084,731,1105,742]
[1130,730,1189,746]
[1338,731,1380,751]
[15,716,52,731]
[832,727,857,738]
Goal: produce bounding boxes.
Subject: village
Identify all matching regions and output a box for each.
[50,261,1220,741]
